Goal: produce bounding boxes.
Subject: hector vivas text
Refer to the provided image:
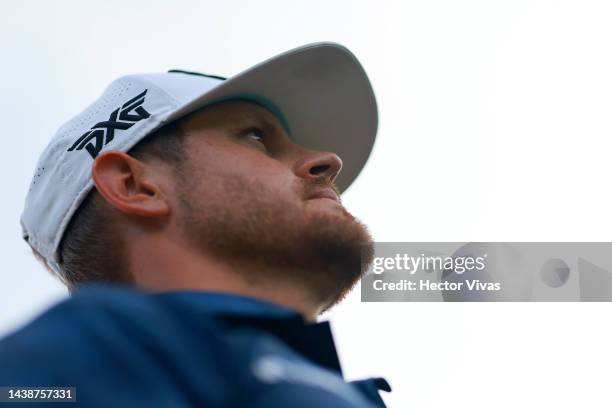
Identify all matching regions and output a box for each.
[369,253,501,292]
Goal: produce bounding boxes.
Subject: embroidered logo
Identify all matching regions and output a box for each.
[67,89,151,159]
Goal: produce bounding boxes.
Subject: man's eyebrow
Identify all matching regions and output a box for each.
[241,111,284,136]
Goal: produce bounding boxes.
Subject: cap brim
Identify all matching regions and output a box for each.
[166,42,378,193]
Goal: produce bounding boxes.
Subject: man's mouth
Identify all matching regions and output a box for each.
[307,188,341,204]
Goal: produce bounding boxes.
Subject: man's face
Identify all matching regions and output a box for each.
[172,100,373,309]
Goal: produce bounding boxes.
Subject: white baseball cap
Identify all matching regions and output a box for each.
[20,42,378,277]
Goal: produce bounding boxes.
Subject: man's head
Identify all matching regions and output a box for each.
[54,100,373,311]
[22,43,379,316]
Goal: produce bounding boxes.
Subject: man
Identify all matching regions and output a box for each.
[1,42,390,407]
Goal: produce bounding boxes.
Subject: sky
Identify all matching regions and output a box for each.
[3,1,612,407]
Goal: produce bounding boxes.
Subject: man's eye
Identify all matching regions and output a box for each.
[243,127,265,144]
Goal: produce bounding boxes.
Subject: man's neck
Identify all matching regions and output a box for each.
[127,235,322,321]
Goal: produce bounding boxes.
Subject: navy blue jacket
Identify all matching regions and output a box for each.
[0,285,390,407]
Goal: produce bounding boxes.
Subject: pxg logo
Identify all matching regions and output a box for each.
[67,89,150,159]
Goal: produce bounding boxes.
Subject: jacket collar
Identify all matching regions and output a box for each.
[151,290,344,374]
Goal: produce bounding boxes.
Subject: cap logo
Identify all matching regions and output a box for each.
[67,89,151,159]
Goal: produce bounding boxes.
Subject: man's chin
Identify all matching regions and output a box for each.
[299,204,374,308]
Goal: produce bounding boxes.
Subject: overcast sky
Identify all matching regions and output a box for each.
[3,1,612,407]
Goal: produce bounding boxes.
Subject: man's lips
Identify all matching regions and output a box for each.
[307,188,341,203]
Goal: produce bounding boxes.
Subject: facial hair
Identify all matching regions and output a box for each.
[176,172,374,310]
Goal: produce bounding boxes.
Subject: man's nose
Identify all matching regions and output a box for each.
[294,150,343,184]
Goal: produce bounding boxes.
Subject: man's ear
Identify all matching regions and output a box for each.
[91,151,170,218]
